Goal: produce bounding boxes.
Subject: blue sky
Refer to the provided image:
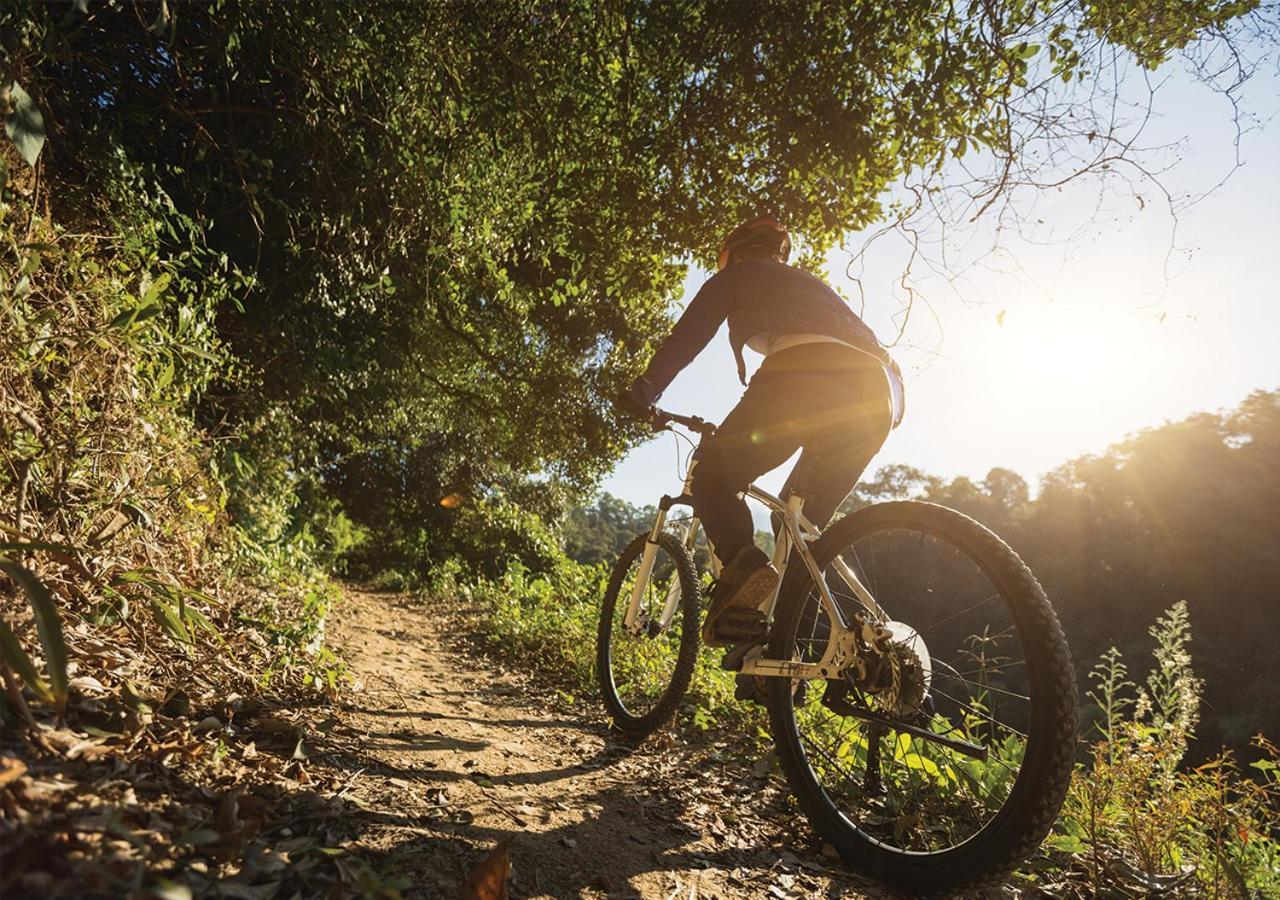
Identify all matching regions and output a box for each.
[603,62,1280,512]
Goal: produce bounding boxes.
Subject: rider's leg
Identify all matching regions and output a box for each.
[780,369,892,529]
[713,347,894,696]
[691,366,802,642]
[690,370,802,565]
[758,355,892,540]
[693,347,893,643]
[777,362,893,651]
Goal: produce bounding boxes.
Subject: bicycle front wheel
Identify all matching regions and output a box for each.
[767,501,1077,894]
[597,531,701,737]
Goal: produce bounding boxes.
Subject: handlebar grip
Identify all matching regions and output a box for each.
[652,408,716,436]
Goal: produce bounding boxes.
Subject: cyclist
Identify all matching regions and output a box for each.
[619,216,904,647]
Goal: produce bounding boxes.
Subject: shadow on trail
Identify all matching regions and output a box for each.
[302,766,849,899]
[353,704,601,735]
[319,589,895,898]
[351,786,777,899]
[312,730,629,790]
[299,724,884,898]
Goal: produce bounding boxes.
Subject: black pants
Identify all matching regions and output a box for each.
[690,343,893,563]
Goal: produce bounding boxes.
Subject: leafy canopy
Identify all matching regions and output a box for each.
[2,0,1261,569]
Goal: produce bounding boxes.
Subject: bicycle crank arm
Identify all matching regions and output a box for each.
[823,695,989,762]
[739,656,837,681]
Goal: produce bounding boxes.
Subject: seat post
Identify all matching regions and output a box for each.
[787,460,818,507]
[783,492,807,528]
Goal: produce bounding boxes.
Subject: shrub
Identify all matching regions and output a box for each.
[1052,602,1278,897]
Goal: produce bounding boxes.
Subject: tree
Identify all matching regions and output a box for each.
[3,0,1270,570]
[562,493,657,566]
[841,464,942,512]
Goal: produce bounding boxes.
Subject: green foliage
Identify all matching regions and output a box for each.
[1086,647,1135,748]
[465,558,608,691]
[753,529,776,558]
[1142,602,1203,766]
[3,0,1263,580]
[561,492,658,566]
[1080,0,1259,68]
[113,568,220,649]
[345,488,564,582]
[2,81,44,166]
[0,118,338,718]
[1054,604,1278,897]
[451,496,563,580]
[461,554,745,731]
[0,556,67,713]
[367,569,412,594]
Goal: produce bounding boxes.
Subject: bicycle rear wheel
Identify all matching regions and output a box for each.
[767,501,1077,894]
[597,531,701,737]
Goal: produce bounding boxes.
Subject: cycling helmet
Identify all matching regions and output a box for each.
[718,216,791,270]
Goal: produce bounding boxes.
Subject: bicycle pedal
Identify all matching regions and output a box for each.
[721,640,764,672]
[712,608,768,645]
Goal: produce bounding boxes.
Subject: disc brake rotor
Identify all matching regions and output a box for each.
[874,621,932,717]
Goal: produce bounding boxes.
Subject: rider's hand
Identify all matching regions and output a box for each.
[616,381,659,425]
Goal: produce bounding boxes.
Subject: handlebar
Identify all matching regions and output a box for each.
[652,407,716,437]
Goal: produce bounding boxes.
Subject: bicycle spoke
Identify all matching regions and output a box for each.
[920,589,997,635]
[928,684,1029,741]
[932,666,1031,703]
[949,659,1026,679]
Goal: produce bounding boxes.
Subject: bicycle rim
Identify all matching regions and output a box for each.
[598,532,699,731]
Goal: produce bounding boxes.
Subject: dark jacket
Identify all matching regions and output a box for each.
[632,258,898,405]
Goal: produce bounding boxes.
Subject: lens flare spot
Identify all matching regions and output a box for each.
[440,493,464,509]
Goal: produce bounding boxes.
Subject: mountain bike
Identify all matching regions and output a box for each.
[595,408,1078,894]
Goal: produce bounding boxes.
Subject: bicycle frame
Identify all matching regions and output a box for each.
[622,426,890,682]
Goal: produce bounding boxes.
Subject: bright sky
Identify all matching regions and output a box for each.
[603,63,1280,512]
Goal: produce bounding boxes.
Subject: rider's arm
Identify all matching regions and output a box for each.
[628,272,732,405]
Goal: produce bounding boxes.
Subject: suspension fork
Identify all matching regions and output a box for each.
[622,464,703,634]
[622,505,669,635]
[654,513,701,628]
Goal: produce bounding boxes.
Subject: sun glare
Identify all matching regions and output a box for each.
[979,303,1165,414]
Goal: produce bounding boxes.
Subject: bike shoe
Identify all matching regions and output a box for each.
[702,545,778,647]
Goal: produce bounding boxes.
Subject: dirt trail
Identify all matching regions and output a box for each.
[327,587,886,899]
